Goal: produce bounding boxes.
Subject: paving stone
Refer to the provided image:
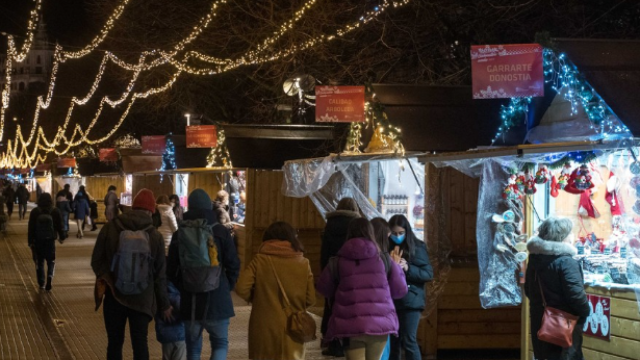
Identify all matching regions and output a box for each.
[0,206,335,359]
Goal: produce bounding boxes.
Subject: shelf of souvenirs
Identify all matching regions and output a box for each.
[574,248,640,288]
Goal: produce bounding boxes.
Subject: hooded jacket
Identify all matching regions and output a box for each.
[156,204,178,249]
[166,208,240,321]
[91,210,170,318]
[155,281,185,344]
[525,236,590,360]
[236,240,315,360]
[320,210,360,270]
[28,206,64,255]
[316,237,408,341]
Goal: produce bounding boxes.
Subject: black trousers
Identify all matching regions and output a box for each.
[6,202,13,216]
[103,291,152,360]
[34,250,55,286]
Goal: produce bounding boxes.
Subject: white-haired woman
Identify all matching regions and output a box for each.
[525,217,590,360]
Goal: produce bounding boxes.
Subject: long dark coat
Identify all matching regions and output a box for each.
[525,237,591,360]
[320,210,360,270]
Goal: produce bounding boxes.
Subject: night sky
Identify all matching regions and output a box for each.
[0,1,93,47]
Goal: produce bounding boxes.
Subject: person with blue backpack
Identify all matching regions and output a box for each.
[166,188,240,360]
[28,193,65,291]
[91,188,172,360]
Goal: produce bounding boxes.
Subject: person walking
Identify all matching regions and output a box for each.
[169,194,183,222]
[156,195,179,251]
[16,183,30,220]
[28,193,66,291]
[370,217,395,360]
[56,184,73,237]
[320,197,360,357]
[525,217,590,360]
[73,185,92,238]
[317,218,408,360]
[235,221,316,360]
[387,214,433,360]
[3,183,16,220]
[104,185,119,222]
[155,281,186,360]
[91,188,172,360]
[167,188,240,360]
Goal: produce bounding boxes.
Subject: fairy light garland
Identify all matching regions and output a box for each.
[2,0,414,168]
[58,0,131,60]
[206,129,233,168]
[490,49,632,145]
[6,0,42,62]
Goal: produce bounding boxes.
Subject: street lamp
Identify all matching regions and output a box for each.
[185,113,190,126]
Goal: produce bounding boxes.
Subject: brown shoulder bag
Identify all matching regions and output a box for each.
[268,257,317,343]
[536,273,579,348]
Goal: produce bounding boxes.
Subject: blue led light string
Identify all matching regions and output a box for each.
[491,48,631,146]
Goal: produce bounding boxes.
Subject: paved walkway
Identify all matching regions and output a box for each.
[0,206,331,359]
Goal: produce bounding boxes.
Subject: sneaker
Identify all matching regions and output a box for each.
[45,278,52,291]
[39,283,45,289]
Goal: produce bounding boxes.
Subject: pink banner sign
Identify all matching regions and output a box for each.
[35,163,51,172]
[186,125,217,148]
[315,86,366,123]
[99,148,118,162]
[583,294,611,341]
[142,136,167,155]
[57,158,76,168]
[471,44,544,99]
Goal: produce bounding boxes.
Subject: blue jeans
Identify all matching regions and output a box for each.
[390,310,421,360]
[184,318,230,360]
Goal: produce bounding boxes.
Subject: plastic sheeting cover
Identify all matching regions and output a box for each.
[282,155,445,317]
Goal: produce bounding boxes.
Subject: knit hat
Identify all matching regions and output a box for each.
[132,188,156,213]
[189,188,212,210]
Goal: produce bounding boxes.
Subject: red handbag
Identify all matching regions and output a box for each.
[536,275,579,348]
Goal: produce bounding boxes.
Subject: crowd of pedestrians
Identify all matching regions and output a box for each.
[11,180,439,360]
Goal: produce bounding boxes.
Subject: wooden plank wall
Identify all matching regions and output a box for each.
[132,175,175,200]
[83,176,126,223]
[188,173,224,198]
[245,169,326,277]
[422,164,521,359]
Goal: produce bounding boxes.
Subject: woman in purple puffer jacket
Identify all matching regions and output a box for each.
[317,218,408,360]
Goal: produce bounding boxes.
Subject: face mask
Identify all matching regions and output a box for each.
[390,234,406,244]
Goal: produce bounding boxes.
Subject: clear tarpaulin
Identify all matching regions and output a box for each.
[283,154,447,316]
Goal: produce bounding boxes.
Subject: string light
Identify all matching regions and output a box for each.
[2,0,414,168]
[58,0,131,60]
[490,49,632,145]
[491,97,531,145]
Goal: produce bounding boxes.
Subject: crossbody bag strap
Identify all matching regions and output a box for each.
[268,256,291,309]
[536,272,548,307]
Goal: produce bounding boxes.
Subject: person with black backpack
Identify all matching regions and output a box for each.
[91,188,172,360]
[167,188,240,360]
[28,193,65,291]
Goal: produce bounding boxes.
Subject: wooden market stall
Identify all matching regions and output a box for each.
[422,142,640,360]
[420,162,522,359]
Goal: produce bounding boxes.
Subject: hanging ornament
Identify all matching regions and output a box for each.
[550,175,559,198]
[515,171,526,192]
[555,162,572,190]
[524,171,537,195]
[502,174,523,201]
[535,165,549,184]
[565,164,594,194]
[605,171,624,217]
[578,190,600,218]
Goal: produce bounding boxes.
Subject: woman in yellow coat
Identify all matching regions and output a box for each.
[236,221,316,360]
